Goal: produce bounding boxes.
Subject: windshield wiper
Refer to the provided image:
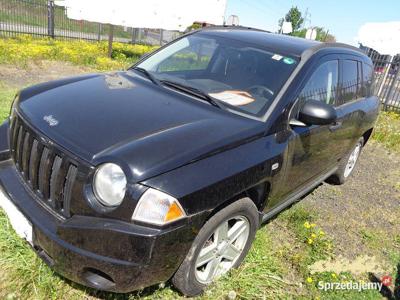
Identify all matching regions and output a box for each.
[132,67,160,86]
[160,80,224,109]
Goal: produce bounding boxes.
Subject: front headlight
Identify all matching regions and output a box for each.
[93,163,127,207]
[132,188,186,225]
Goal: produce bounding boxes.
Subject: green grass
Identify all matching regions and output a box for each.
[0,86,16,122]
[280,206,334,271]
[0,35,158,70]
[0,208,290,299]
[0,210,88,299]
[371,111,400,152]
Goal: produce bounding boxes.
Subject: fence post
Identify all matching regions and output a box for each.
[47,0,55,38]
[98,23,102,41]
[108,24,114,58]
[383,63,400,110]
[131,28,136,44]
[377,56,393,100]
[159,29,163,46]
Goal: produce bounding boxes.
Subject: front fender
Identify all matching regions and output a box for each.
[141,133,287,219]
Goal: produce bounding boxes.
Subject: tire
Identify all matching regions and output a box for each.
[171,198,259,297]
[327,137,364,185]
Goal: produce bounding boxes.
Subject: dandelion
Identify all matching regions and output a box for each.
[331,273,337,279]
[307,238,313,244]
[319,230,325,236]
[306,277,313,283]
[311,233,317,239]
[304,221,311,229]
[310,223,317,228]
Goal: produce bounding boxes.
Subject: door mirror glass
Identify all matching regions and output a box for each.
[298,100,337,125]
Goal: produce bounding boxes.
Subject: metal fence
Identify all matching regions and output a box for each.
[0,0,180,45]
[362,46,400,112]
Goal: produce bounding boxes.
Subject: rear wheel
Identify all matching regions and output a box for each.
[328,137,364,185]
[172,198,259,296]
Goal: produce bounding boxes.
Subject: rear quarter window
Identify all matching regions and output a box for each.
[362,63,374,97]
[338,59,362,105]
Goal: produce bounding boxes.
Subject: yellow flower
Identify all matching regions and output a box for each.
[304,221,311,229]
[310,223,317,228]
[306,277,313,283]
[307,238,314,244]
[311,233,317,239]
[331,273,337,279]
[319,230,325,236]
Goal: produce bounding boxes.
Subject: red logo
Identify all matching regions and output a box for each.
[381,275,392,287]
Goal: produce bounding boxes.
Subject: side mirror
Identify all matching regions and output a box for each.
[298,100,337,126]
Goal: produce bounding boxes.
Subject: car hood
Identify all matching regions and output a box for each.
[17,71,263,182]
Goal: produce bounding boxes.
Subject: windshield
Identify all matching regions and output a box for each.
[135,32,299,117]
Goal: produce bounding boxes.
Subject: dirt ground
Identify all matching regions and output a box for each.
[305,143,399,259]
[267,140,400,291]
[0,61,93,88]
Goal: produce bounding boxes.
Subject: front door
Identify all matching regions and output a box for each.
[283,57,343,194]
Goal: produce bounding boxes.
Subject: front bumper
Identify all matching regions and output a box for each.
[0,159,200,293]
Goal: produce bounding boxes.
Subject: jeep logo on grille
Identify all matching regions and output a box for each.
[43,115,59,127]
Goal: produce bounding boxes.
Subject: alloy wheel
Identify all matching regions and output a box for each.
[344,142,362,178]
[195,215,250,284]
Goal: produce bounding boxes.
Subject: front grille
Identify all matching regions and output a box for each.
[10,114,78,218]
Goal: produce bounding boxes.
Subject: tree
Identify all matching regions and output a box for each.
[316,27,336,42]
[281,6,304,32]
[278,7,336,42]
[287,26,336,42]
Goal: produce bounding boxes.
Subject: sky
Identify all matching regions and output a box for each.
[224,0,400,46]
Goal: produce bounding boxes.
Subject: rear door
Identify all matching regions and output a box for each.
[334,56,365,157]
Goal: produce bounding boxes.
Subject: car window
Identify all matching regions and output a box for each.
[156,38,218,72]
[298,60,339,106]
[136,34,299,117]
[338,59,361,105]
[362,63,374,97]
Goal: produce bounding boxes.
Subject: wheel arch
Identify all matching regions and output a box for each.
[201,181,271,226]
[362,128,373,146]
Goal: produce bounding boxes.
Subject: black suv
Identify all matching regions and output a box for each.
[0,28,379,296]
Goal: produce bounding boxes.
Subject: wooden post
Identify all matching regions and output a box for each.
[159,29,163,46]
[98,23,102,41]
[108,24,114,58]
[47,0,55,38]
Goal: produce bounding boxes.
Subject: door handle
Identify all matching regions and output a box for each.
[329,121,342,131]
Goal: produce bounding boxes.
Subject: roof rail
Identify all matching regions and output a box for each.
[199,25,271,33]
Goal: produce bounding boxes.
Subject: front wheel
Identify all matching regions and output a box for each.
[328,137,364,185]
[172,198,259,296]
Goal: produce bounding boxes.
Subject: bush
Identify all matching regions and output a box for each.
[0,35,158,70]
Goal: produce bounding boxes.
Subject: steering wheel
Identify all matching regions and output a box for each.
[247,85,274,99]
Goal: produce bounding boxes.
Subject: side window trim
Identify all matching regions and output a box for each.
[289,55,340,120]
[337,57,364,107]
